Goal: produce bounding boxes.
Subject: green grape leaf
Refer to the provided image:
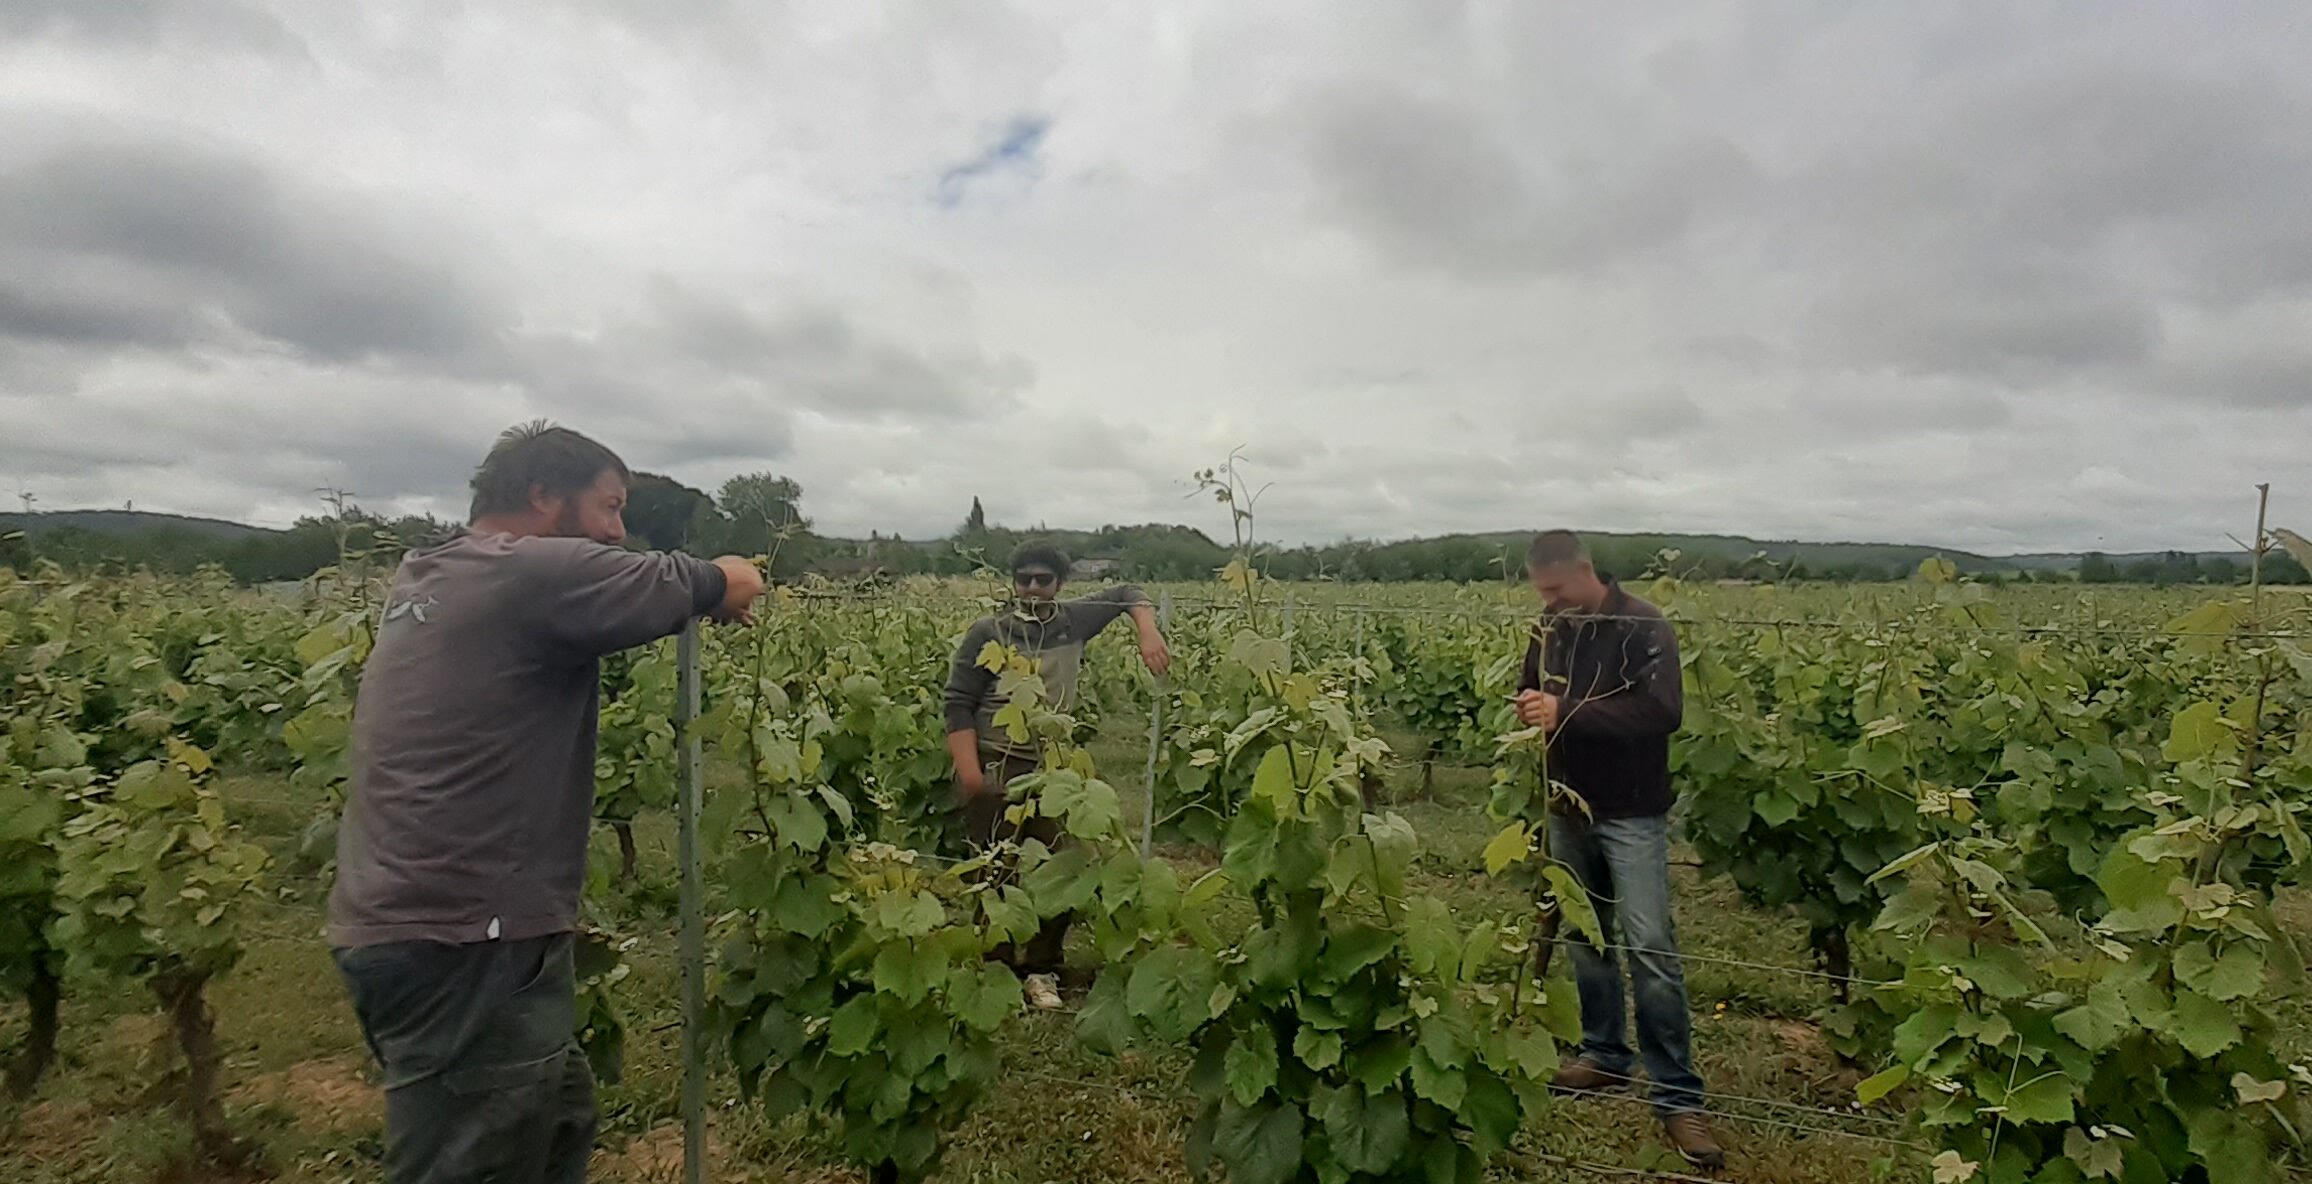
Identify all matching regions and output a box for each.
[1214,1102,1303,1184]
[2096,848,2185,932]
[2163,701,2231,763]
[1461,1073,1523,1155]
[1401,897,1459,977]
[767,873,845,939]
[1408,1046,1466,1110]
[1076,971,1134,1054]
[871,889,944,938]
[1998,1073,2076,1125]
[1541,864,1603,949]
[1363,812,1417,901]
[2171,988,2242,1057]
[765,790,827,853]
[1225,1027,1280,1107]
[2062,1127,2124,1180]
[827,995,879,1056]
[870,943,946,1004]
[2204,944,2268,1002]
[1856,1064,1909,1105]
[1294,1026,1345,1071]
[951,962,1021,1032]
[1128,945,1220,1042]
[1318,924,1397,983]
[1319,1083,1411,1174]
[2052,977,2129,1051]
[1482,822,1531,875]
[1250,745,1299,815]
[983,885,1040,946]
[2189,1107,2273,1184]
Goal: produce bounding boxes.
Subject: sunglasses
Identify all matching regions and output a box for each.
[1013,571,1059,589]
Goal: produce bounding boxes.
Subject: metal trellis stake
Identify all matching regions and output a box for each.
[676,621,706,1184]
[1141,590,1170,859]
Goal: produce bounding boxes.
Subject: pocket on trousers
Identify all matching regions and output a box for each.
[507,934,570,999]
[427,1048,572,1184]
[441,1047,563,1097]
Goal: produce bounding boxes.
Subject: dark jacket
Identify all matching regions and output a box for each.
[1516,581,1683,820]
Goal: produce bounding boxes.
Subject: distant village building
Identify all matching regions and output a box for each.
[1070,557,1121,581]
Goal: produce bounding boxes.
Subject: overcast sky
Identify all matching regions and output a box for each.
[3,2,2308,553]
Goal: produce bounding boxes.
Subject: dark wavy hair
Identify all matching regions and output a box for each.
[468,421,631,520]
[1011,540,1070,578]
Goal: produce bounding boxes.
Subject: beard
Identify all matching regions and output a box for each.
[552,502,598,541]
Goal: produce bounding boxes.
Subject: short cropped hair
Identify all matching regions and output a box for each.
[1011,540,1070,577]
[1527,530,1589,571]
[468,422,631,519]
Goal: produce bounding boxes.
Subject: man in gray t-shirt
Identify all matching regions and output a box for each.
[942,541,1170,1007]
[329,423,763,1184]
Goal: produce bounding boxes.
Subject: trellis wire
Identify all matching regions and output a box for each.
[766,585,2305,640]
[1515,1148,1726,1183]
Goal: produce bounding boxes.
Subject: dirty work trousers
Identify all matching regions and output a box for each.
[954,752,1070,972]
[334,932,596,1184]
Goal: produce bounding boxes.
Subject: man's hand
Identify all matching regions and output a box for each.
[1129,603,1172,678]
[954,765,987,799]
[710,556,766,624]
[1140,633,1173,678]
[1515,690,1561,731]
[945,730,989,801]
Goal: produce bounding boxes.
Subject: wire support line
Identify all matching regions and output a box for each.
[765,590,2307,641]
[1551,1082,1911,1132]
[1513,1148,1726,1183]
[1552,1087,1927,1152]
[1558,940,1904,990]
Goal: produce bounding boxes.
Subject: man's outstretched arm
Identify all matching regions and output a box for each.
[1127,601,1171,677]
[548,545,765,656]
[943,620,999,796]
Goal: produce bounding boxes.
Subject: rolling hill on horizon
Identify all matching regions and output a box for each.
[2,508,2243,574]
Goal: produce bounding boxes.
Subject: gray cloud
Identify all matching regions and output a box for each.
[5,3,2311,553]
[0,123,502,370]
[1301,82,1754,279]
[0,0,302,55]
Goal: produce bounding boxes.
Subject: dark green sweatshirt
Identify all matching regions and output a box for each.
[943,585,1147,758]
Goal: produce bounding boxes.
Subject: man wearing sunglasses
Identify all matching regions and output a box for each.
[943,541,1171,1007]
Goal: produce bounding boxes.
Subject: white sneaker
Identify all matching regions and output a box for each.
[1025,972,1063,1011]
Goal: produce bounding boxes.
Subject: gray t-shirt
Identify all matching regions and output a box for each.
[942,586,1147,759]
[327,533,724,949]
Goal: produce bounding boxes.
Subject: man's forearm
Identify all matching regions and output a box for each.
[946,730,982,780]
[1129,603,1159,639]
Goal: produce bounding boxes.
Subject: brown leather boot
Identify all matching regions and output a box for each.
[1662,1112,1725,1170]
[1548,1058,1631,1094]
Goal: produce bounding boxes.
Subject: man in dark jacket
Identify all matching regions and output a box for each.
[943,540,1170,1007]
[329,422,765,1184]
[1514,530,1722,1169]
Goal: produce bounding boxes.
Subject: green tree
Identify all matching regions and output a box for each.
[700,473,815,575]
[625,472,712,552]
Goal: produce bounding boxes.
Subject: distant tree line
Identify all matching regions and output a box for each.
[2071,550,2307,586]
[4,480,2298,587]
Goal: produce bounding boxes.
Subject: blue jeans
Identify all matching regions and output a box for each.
[1549,812,1707,1116]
